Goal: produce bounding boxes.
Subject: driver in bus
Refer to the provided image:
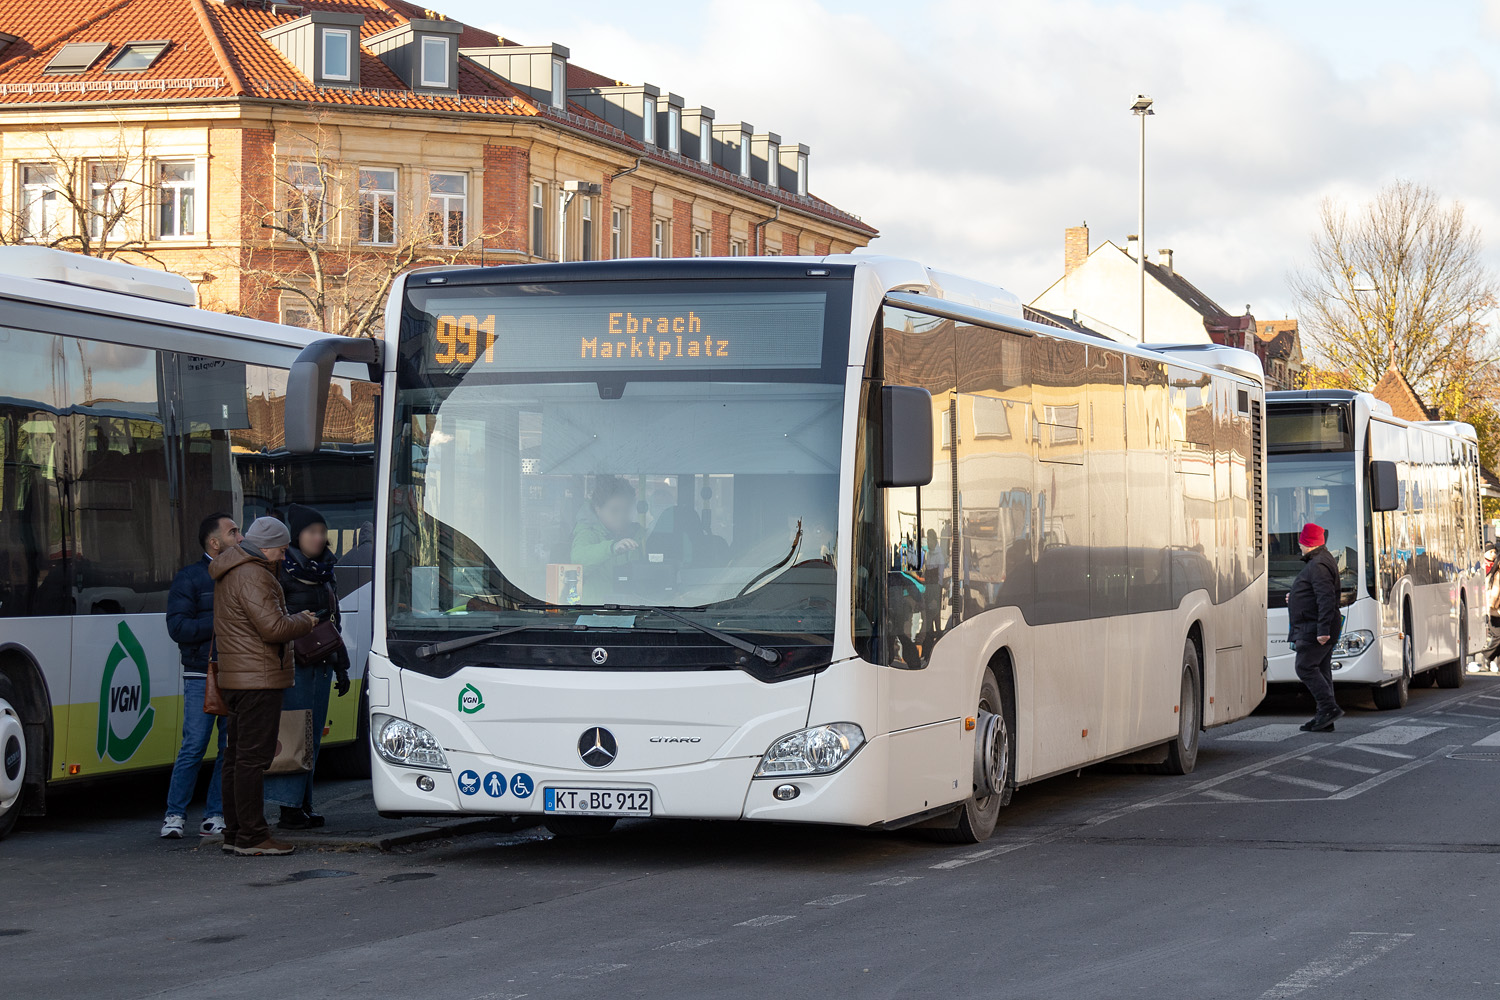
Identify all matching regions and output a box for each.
[570,476,645,597]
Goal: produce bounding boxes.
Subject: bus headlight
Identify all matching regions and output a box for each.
[1333,630,1374,657]
[373,714,449,771]
[755,723,865,777]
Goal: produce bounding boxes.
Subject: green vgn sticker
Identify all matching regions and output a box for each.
[97,621,155,762]
[457,683,485,715]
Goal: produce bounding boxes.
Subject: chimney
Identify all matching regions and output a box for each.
[1064,224,1089,276]
[1158,248,1173,274]
[1125,234,1140,261]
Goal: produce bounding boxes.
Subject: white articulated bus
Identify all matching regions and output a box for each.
[288,256,1267,843]
[0,248,376,839]
[1265,389,1483,708]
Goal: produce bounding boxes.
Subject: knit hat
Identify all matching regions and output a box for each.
[242,516,291,550]
[285,504,326,547]
[1298,523,1326,547]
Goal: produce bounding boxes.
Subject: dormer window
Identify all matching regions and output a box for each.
[667,107,680,154]
[797,153,808,196]
[699,121,711,164]
[767,143,779,188]
[419,35,449,88]
[106,40,168,72]
[643,98,656,145]
[738,141,749,178]
[322,28,351,82]
[45,42,108,74]
[550,57,566,109]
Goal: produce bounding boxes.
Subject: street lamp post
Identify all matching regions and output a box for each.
[1131,94,1154,343]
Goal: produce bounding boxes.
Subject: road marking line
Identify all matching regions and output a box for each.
[1223,724,1309,743]
[1347,744,1415,759]
[1299,756,1380,775]
[929,841,1038,869]
[805,894,864,907]
[735,914,795,928]
[1473,693,1500,702]
[1200,789,1255,802]
[1258,932,1414,998]
[869,876,923,886]
[554,964,628,980]
[1257,772,1344,793]
[1435,711,1500,721]
[1346,725,1447,746]
[1473,730,1500,747]
[656,938,713,951]
[1328,746,1459,800]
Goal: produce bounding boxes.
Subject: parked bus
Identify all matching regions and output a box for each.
[288,257,1267,844]
[0,248,376,839]
[1265,389,1483,708]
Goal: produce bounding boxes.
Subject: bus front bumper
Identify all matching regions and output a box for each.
[1267,639,1388,685]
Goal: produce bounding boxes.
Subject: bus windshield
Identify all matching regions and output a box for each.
[1266,452,1359,606]
[387,275,850,672]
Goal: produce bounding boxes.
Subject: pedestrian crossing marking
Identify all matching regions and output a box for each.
[1302,757,1381,775]
[1347,744,1415,759]
[1346,725,1446,745]
[1472,729,1500,747]
[1255,771,1344,793]
[1223,724,1309,742]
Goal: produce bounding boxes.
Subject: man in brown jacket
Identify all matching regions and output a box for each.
[211,516,317,856]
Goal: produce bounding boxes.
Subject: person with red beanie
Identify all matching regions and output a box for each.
[1286,522,1344,731]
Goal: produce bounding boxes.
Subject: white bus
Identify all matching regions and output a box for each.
[1265,389,1483,708]
[0,248,376,839]
[288,256,1267,843]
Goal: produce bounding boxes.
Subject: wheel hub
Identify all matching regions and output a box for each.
[0,699,25,811]
[973,709,1006,797]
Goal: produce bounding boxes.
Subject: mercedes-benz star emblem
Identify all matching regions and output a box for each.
[591,647,609,665]
[578,727,618,768]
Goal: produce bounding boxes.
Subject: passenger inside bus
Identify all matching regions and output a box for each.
[570,475,644,600]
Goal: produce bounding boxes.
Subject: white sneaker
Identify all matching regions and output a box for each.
[200,815,226,837]
[160,814,185,839]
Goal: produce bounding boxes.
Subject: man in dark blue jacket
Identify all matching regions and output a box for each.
[160,513,242,839]
[1287,522,1344,733]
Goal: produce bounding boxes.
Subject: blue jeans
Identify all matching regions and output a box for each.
[263,663,333,811]
[165,675,226,817]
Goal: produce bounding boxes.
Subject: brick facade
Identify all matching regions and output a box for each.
[484,144,529,254]
[711,211,730,257]
[631,185,652,257]
[672,199,692,258]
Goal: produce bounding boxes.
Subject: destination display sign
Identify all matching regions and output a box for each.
[415,290,826,374]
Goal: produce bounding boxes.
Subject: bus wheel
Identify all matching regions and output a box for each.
[544,817,617,838]
[0,677,27,840]
[1410,669,1437,689]
[928,669,1011,844]
[1437,605,1468,689]
[1151,640,1201,776]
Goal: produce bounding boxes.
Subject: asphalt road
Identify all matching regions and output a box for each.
[5,676,1500,1000]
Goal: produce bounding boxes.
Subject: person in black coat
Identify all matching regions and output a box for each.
[1287,522,1343,732]
[264,504,351,830]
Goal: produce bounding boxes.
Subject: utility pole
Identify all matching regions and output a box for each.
[1131,95,1154,343]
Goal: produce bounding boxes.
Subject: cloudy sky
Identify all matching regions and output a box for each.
[438,0,1500,321]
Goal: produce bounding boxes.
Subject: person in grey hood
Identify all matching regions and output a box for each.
[1287,522,1343,732]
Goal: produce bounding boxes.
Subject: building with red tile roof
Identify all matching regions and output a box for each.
[0,0,875,328]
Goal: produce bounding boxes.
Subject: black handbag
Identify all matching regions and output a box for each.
[292,583,345,666]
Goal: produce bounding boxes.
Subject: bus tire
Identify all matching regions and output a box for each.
[1150,639,1201,776]
[1410,669,1437,689]
[1437,604,1467,689]
[544,817,617,838]
[927,668,1011,844]
[0,676,26,841]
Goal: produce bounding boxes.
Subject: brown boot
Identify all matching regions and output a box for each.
[232,838,296,856]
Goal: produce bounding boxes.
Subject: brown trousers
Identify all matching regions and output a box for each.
[221,688,284,848]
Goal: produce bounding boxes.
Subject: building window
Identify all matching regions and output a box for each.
[531,181,546,257]
[700,121,712,165]
[610,207,623,259]
[427,171,466,247]
[580,197,594,261]
[738,140,749,178]
[551,57,566,109]
[280,298,317,330]
[89,161,128,241]
[156,160,195,238]
[692,230,705,257]
[652,219,665,257]
[729,238,744,257]
[643,98,656,146]
[286,161,326,241]
[767,144,779,188]
[20,163,62,240]
[419,36,449,88]
[667,107,680,154]
[322,28,351,82]
[797,153,808,197]
[106,41,168,73]
[358,167,397,245]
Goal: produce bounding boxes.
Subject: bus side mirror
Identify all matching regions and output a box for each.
[1369,460,1400,512]
[878,385,934,488]
[285,337,381,455]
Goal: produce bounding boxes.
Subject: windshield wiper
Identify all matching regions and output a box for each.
[737,519,803,598]
[415,622,590,660]
[526,603,779,664]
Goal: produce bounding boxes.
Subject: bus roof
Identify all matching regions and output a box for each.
[1268,389,1477,441]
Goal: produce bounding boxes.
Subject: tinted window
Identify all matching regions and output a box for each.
[0,326,71,617]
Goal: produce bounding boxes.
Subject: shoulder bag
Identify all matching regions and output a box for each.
[292,583,347,666]
[204,642,229,716]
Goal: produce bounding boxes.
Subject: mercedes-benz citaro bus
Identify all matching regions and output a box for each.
[0,247,376,841]
[286,257,1268,844]
[1265,389,1484,709]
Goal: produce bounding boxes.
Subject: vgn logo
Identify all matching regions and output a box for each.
[457,683,485,715]
[97,622,155,763]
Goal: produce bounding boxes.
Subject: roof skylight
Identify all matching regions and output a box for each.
[44,41,109,74]
[105,40,169,72]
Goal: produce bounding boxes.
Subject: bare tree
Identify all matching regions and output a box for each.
[1291,180,1499,400]
[0,123,162,261]
[230,117,508,339]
